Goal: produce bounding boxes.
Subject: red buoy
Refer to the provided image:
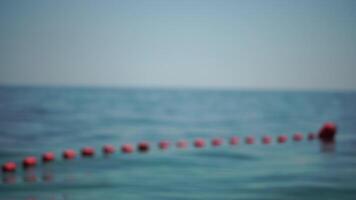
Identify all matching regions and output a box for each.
[245,136,255,144]
[81,147,95,157]
[229,136,239,145]
[307,133,315,140]
[22,156,37,168]
[176,140,188,149]
[211,138,223,147]
[63,149,76,160]
[42,152,55,162]
[103,144,116,154]
[194,138,205,148]
[2,162,16,172]
[277,135,288,143]
[137,142,150,153]
[262,135,272,144]
[293,133,303,141]
[122,144,134,153]
[319,122,337,141]
[158,140,170,150]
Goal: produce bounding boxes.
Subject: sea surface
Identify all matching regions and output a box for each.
[0,86,356,200]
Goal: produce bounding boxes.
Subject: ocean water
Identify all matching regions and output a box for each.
[0,86,356,200]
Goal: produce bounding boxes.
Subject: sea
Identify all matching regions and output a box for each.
[0,86,355,200]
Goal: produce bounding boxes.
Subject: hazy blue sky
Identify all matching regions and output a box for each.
[0,0,355,90]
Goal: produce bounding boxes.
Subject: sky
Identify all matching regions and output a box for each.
[0,0,356,90]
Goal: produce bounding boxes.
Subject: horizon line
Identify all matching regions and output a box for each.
[1,82,355,93]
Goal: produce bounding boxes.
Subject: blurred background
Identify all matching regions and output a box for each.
[0,0,356,199]
[1,0,356,90]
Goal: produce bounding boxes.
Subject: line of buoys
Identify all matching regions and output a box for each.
[1,122,338,173]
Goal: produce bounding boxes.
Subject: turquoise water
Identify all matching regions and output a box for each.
[0,86,356,200]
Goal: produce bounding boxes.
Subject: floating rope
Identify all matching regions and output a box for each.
[1,122,337,174]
